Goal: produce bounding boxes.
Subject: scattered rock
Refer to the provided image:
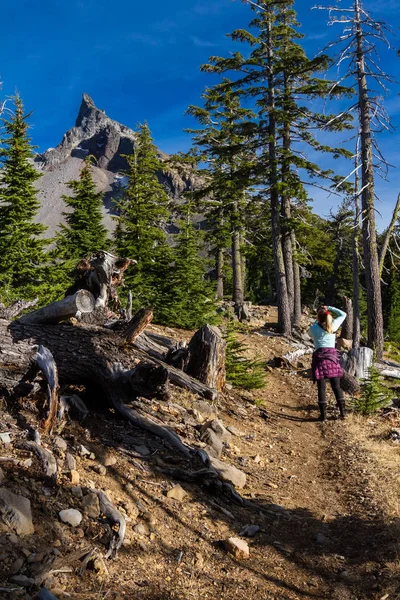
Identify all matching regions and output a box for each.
[316,533,329,546]
[59,509,82,527]
[227,425,241,436]
[240,524,260,537]
[201,419,231,442]
[54,437,67,452]
[82,492,100,518]
[134,522,150,536]
[209,457,246,489]
[133,445,151,457]
[65,453,76,471]
[101,454,117,467]
[69,470,80,485]
[224,537,250,560]
[336,338,352,352]
[10,557,24,574]
[193,401,217,422]
[200,429,223,459]
[92,463,107,476]
[0,432,11,444]
[71,486,83,498]
[253,454,261,464]
[166,484,187,502]
[0,488,34,535]
[28,552,45,563]
[389,428,400,442]
[78,444,91,457]
[10,575,35,587]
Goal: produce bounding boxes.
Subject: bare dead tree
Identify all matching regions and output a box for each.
[352,136,362,348]
[314,0,396,358]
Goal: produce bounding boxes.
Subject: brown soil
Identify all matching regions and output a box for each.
[1,310,400,600]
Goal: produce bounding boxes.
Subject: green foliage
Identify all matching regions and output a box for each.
[158,201,217,329]
[0,95,47,301]
[56,157,109,259]
[225,319,266,390]
[351,366,393,416]
[386,268,400,343]
[113,122,172,313]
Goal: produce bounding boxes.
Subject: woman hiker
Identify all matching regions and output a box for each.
[308,305,347,421]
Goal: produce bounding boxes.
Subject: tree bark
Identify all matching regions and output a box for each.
[231,201,244,308]
[185,325,226,391]
[352,149,362,348]
[216,247,224,300]
[340,297,354,341]
[266,16,291,336]
[291,231,302,330]
[355,0,384,358]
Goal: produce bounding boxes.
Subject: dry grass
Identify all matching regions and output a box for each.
[344,412,400,517]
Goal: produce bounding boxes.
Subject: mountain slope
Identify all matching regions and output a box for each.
[34,94,200,238]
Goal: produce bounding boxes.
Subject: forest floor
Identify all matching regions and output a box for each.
[1,308,400,600]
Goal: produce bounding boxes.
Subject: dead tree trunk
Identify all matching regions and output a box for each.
[353,150,362,349]
[340,297,353,341]
[379,192,400,277]
[185,325,226,392]
[355,0,384,358]
[216,247,224,300]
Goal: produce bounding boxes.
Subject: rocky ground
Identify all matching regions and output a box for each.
[1,309,400,600]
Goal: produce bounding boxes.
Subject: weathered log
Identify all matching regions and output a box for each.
[185,325,226,392]
[19,291,95,325]
[35,346,59,433]
[96,491,126,558]
[15,440,57,478]
[124,307,154,344]
[0,298,38,319]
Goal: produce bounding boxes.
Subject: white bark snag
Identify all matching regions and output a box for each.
[19,291,95,325]
[379,192,400,277]
[342,346,373,379]
[185,325,226,392]
[35,345,60,434]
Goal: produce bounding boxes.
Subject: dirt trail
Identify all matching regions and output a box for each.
[1,318,400,599]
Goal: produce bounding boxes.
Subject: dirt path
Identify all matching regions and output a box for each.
[1,322,400,600]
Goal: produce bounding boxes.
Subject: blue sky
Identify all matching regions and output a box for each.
[1,0,400,228]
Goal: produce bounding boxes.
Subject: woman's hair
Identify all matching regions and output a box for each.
[317,308,334,334]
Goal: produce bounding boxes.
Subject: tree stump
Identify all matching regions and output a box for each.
[185,325,226,392]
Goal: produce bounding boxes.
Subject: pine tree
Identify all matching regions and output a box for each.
[186,81,257,310]
[0,95,47,300]
[352,366,392,416]
[225,318,266,390]
[56,157,109,259]
[114,122,171,312]
[201,0,352,335]
[159,200,217,329]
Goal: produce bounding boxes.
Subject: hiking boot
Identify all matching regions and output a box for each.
[337,399,346,419]
[318,403,327,422]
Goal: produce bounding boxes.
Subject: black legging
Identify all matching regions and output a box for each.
[317,377,343,405]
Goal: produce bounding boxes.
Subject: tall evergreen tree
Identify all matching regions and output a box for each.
[0,95,47,299]
[187,81,256,312]
[201,0,352,335]
[114,122,172,312]
[159,200,217,329]
[56,157,109,258]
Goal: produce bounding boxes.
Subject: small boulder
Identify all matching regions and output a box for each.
[336,338,352,352]
[133,445,151,457]
[209,457,246,489]
[82,492,100,519]
[10,574,35,587]
[0,488,34,535]
[101,454,117,467]
[54,437,67,452]
[59,509,82,527]
[166,484,187,502]
[201,419,231,442]
[134,522,150,536]
[224,537,249,560]
[0,432,11,444]
[200,429,223,459]
[240,524,260,537]
[71,486,83,498]
[69,470,80,485]
[65,453,76,472]
[9,556,24,574]
[91,463,107,476]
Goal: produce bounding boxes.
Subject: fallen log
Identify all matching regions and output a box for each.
[19,291,95,325]
[124,307,154,344]
[96,490,126,559]
[0,298,38,319]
